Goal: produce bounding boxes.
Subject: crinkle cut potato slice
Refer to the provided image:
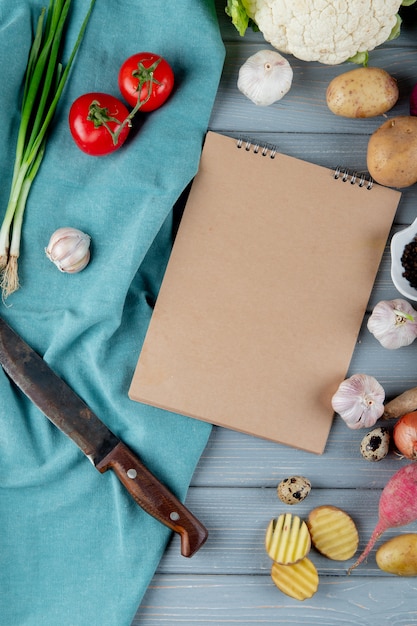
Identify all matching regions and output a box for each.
[265,513,311,564]
[307,505,359,561]
[271,557,319,600]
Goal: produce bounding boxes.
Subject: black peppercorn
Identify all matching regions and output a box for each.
[401,235,417,290]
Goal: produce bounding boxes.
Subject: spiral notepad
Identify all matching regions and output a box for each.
[129,131,401,454]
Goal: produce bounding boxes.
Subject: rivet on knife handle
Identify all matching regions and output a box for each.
[96,441,208,557]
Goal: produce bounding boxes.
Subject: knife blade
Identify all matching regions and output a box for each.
[0,316,208,557]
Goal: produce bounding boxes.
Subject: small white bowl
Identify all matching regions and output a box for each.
[391,217,417,301]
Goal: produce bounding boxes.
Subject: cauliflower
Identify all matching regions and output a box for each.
[226,0,413,65]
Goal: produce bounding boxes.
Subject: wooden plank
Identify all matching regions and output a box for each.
[190,423,411,491]
[134,573,417,625]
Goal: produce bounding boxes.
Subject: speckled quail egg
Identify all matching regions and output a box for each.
[360,426,390,462]
[277,475,311,505]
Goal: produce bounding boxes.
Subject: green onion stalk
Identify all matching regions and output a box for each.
[0,0,96,300]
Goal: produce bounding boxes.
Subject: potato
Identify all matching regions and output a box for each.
[376,534,417,576]
[326,67,398,118]
[265,513,311,564]
[307,505,358,561]
[271,557,319,600]
[367,116,417,188]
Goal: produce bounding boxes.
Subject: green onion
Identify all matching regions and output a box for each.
[0,0,96,300]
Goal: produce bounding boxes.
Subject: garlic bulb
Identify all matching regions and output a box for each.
[367,299,417,349]
[237,49,293,106]
[331,373,385,429]
[45,227,91,273]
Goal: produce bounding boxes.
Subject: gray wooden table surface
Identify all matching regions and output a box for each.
[133,3,417,624]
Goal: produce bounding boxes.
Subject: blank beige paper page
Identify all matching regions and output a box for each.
[129,132,401,454]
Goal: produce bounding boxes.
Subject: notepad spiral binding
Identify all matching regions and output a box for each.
[236,138,277,159]
[334,166,374,190]
[236,139,374,190]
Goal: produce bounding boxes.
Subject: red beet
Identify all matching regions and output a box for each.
[411,84,417,116]
[348,462,417,573]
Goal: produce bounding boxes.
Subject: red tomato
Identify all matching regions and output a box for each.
[69,92,130,156]
[118,52,174,112]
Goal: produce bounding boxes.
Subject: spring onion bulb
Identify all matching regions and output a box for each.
[0,0,96,300]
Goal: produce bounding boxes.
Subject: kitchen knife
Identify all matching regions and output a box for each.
[0,316,208,557]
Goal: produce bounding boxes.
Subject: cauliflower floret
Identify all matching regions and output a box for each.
[239,0,402,64]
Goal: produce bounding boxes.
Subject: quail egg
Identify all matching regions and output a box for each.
[277,475,311,505]
[360,426,390,462]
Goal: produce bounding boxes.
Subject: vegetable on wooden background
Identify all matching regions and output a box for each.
[367,116,417,188]
[225,0,415,65]
[367,299,417,350]
[265,513,311,565]
[237,49,293,106]
[270,558,319,601]
[376,533,417,576]
[0,0,96,300]
[331,373,385,429]
[393,412,417,460]
[349,463,417,573]
[307,505,359,561]
[326,67,399,119]
[384,387,417,419]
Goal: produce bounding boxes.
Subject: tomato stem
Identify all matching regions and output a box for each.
[87,101,122,128]
[131,59,162,93]
[114,58,162,141]
[91,58,162,146]
[87,100,132,145]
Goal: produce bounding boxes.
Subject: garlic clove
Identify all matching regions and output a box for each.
[237,49,293,107]
[331,373,385,430]
[45,227,91,274]
[367,299,417,349]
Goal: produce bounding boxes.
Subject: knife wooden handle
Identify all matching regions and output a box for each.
[96,441,208,557]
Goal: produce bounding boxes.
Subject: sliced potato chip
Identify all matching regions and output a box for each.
[271,557,319,600]
[265,513,311,564]
[307,505,359,561]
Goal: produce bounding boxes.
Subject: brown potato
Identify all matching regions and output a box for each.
[326,67,399,118]
[367,116,417,188]
[376,534,417,576]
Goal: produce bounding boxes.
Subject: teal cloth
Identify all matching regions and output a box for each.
[0,2,224,625]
